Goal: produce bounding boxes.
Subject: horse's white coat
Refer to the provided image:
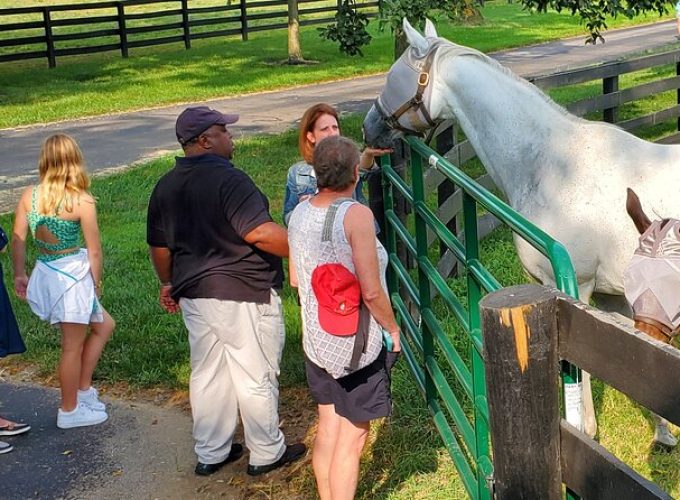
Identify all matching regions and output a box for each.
[363,19,680,442]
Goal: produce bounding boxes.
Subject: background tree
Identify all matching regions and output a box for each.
[523,0,669,44]
[322,0,671,56]
[379,0,482,57]
[318,0,373,56]
[320,0,483,59]
[288,0,303,63]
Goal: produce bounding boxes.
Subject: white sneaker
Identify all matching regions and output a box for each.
[653,425,678,449]
[78,387,106,411]
[57,403,108,429]
[0,441,13,454]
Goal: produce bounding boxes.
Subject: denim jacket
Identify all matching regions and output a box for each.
[283,161,371,226]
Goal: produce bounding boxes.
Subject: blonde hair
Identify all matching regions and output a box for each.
[37,134,91,215]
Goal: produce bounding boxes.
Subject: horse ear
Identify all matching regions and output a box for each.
[424,18,438,38]
[625,187,652,235]
[403,18,429,57]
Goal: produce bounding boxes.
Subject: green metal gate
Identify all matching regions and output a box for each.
[381,136,579,499]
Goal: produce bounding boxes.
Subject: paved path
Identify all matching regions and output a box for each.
[0,19,677,208]
[0,380,313,499]
[0,382,204,499]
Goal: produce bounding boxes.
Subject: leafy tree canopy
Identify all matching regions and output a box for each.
[523,0,669,44]
[321,0,670,57]
[320,0,481,57]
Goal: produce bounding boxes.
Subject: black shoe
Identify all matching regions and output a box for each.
[246,443,306,476]
[195,443,244,476]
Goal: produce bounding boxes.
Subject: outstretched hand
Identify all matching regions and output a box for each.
[159,284,179,313]
[360,147,393,170]
[14,275,28,300]
[363,146,393,157]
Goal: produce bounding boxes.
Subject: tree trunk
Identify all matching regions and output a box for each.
[394,26,409,60]
[287,0,302,64]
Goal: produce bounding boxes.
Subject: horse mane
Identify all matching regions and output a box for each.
[430,37,589,124]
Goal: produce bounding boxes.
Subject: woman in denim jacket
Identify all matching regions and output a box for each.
[283,103,391,226]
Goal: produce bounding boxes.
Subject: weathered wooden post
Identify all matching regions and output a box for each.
[603,75,619,124]
[116,2,128,58]
[181,0,191,50]
[239,0,249,41]
[436,124,457,267]
[480,284,562,499]
[42,7,56,68]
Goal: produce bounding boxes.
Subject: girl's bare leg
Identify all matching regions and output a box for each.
[79,309,115,390]
[60,323,88,411]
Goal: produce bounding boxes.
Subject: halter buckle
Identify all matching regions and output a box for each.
[418,72,429,87]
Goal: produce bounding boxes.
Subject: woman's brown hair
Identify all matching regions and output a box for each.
[298,103,339,164]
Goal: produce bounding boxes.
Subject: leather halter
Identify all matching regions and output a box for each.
[634,317,679,344]
[374,42,442,136]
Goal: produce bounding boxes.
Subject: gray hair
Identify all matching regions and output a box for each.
[312,136,360,191]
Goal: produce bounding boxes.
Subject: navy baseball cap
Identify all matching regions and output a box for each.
[175,106,239,145]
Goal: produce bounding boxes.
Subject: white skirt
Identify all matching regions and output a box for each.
[27,249,104,325]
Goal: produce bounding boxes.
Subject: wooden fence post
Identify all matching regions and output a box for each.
[480,284,562,499]
[181,0,191,49]
[117,2,128,58]
[42,7,56,68]
[239,0,248,41]
[603,75,619,123]
[436,124,458,272]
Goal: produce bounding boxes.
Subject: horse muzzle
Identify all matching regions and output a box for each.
[362,103,399,149]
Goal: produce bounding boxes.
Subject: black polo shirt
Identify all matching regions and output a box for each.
[146,153,283,303]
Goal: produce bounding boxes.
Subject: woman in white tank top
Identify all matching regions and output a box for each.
[288,136,401,499]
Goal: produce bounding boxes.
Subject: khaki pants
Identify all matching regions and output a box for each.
[180,290,286,465]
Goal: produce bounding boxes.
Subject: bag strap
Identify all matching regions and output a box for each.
[321,197,355,243]
[347,304,370,372]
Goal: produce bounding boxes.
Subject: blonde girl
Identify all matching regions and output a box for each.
[12,134,115,429]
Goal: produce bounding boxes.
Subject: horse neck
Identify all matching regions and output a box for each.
[438,54,578,201]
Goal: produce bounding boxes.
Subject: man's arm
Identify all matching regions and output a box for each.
[243,222,289,258]
[149,246,179,313]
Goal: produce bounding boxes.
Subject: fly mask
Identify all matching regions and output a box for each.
[373,41,445,136]
[623,218,680,343]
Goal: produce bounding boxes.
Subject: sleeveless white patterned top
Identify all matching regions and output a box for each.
[288,198,387,378]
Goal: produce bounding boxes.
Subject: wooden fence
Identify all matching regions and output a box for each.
[528,50,680,144]
[0,0,379,68]
[480,284,679,499]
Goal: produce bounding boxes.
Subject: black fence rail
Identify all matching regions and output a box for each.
[528,50,680,143]
[0,0,379,68]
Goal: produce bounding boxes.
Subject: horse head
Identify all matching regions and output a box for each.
[363,18,444,149]
[624,188,680,345]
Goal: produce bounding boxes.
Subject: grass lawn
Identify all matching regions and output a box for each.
[1,114,679,498]
[0,2,673,128]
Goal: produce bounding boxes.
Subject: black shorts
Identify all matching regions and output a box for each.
[305,349,400,423]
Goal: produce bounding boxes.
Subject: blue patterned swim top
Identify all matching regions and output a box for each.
[26,186,81,262]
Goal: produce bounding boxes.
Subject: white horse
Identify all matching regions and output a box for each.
[362,18,679,447]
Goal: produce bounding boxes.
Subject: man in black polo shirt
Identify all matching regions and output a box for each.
[147,106,305,477]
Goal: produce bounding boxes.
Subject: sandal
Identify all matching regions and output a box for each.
[0,441,13,454]
[0,421,31,436]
